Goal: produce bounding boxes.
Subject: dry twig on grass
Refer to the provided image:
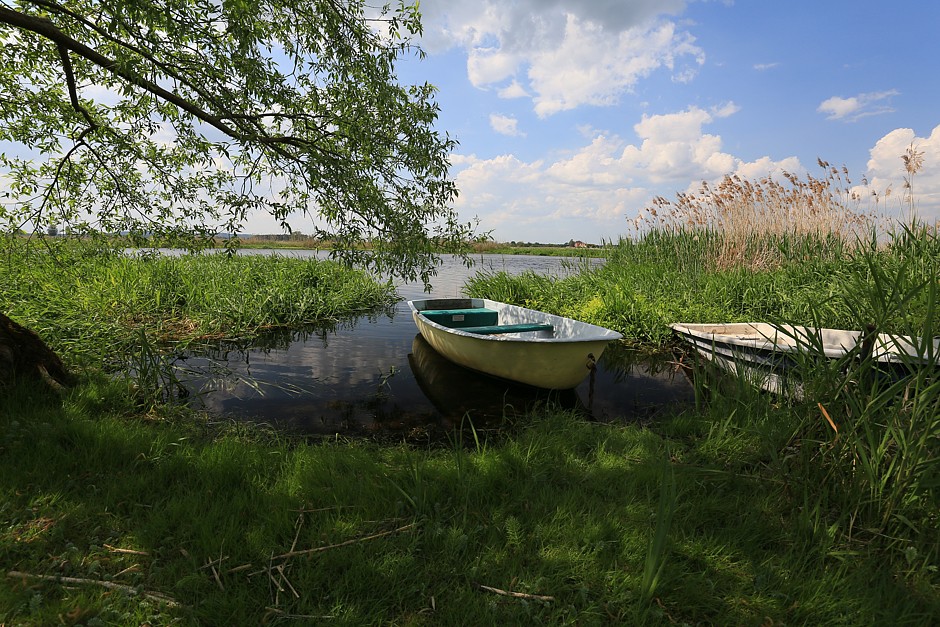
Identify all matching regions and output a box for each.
[477,583,555,602]
[268,523,416,563]
[7,571,181,607]
[103,544,149,556]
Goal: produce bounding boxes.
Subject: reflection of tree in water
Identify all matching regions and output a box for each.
[187,307,396,357]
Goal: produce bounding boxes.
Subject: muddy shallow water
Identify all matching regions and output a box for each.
[174,252,695,440]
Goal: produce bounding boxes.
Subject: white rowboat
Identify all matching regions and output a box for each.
[408,298,623,389]
[671,322,939,395]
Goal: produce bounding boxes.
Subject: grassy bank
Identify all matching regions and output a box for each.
[215,235,608,258]
[2,376,936,625]
[465,225,940,615]
[0,238,397,369]
[470,243,608,258]
[2,224,938,623]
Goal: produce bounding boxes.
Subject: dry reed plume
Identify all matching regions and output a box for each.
[632,159,892,270]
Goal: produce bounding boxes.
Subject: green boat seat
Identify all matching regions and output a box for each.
[461,323,554,335]
[420,308,498,328]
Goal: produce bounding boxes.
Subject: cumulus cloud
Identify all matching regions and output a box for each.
[863,124,940,222]
[817,90,899,122]
[416,0,703,117]
[497,80,529,99]
[449,105,802,242]
[489,114,525,137]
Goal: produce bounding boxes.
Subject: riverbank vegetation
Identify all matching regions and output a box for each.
[2,158,938,623]
[226,233,607,258]
[0,238,396,372]
[461,157,939,624]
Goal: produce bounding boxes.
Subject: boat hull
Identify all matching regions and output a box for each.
[409,298,622,389]
[671,322,939,395]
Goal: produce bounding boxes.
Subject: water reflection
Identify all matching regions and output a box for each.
[408,333,584,420]
[173,253,694,439]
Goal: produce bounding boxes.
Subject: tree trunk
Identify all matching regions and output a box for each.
[0,311,72,389]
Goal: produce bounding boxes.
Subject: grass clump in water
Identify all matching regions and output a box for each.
[0,237,397,368]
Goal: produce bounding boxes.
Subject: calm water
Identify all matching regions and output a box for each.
[175,252,694,440]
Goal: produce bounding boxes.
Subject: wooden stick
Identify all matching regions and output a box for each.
[7,571,180,607]
[271,523,415,561]
[103,544,149,556]
[113,564,140,578]
[198,555,229,571]
[266,561,284,595]
[477,584,554,602]
[225,563,254,574]
[265,607,335,621]
[276,564,300,599]
[209,563,225,591]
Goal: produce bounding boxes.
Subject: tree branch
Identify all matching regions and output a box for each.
[55,40,99,139]
[0,6,302,159]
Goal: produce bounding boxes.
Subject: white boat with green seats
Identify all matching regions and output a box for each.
[407,298,623,389]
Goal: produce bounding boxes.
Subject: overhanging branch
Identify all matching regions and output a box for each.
[0,6,301,159]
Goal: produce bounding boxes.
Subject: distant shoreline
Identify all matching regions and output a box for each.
[233,238,608,257]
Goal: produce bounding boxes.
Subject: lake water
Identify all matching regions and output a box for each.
[176,252,694,441]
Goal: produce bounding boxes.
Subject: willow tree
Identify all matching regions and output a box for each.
[0,0,469,384]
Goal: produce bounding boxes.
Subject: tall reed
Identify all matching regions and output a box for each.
[776,227,940,552]
[631,159,887,270]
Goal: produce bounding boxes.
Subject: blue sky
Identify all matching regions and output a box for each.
[6,0,932,244]
[357,0,940,244]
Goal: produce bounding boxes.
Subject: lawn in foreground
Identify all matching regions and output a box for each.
[1,376,936,626]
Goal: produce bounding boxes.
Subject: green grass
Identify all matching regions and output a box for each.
[0,238,397,368]
[2,378,936,625]
[2,229,938,624]
[467,227,940,343]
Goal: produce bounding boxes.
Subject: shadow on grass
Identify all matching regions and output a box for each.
[1,378,937,625]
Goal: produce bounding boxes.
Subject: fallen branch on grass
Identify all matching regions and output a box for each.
[270,523,416,562]
[7,571,181,607]
[477,583,554,602]
[103,544,149,556]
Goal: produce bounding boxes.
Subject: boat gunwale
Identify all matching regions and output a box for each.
[409,298,622,344]
[671,322,939,365]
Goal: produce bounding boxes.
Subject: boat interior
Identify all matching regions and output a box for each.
[419,306,554,335]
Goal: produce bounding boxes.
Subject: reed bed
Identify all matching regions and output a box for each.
[631,159,889,270]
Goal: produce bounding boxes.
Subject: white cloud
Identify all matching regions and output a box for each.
[733,156,802,182]
[449,105,803,242]
[817,90,899,122]
[753,62,779,71]
[528,17,704,117]
[498,80,529,99]
[864,125,940,222]
[467,48,522,86]
[711,101,740,118]
[489,113,525,137]
[417,0,703,117]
